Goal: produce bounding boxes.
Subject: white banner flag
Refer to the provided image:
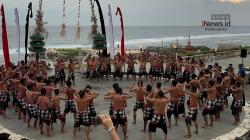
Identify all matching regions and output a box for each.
[108,4,115,59]
[14,8,20,64]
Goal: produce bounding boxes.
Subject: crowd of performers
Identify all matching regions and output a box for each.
[0,52,247,140]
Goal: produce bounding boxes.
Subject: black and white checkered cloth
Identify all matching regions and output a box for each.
[27,103,38,117]
[167,102,177,111]
[215,97,224,107]
[143,105,154,119]
[151,114,166,124]
[65,99,76,112]
[113,110,127,119]
[0,92,8,102]
[233,100,243,108]
[205,100,216,110]
[75,111,89,124]
[178,96,185,105]
[186,107,198,119]
[51,108,61,117]
[39,110,51,120]
[134,100,145,110]
[18,98,27,110]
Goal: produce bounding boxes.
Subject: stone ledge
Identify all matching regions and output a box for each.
[213,102,250,140]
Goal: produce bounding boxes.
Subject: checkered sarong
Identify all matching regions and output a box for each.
[168,102,177,111]
[113,110,127,119]
[186,107,198,119]
[75,111,89,124]
[27,103,38,117]
[233,100,243,108]
[205,100,216,110]
[0,92,8,102]
[223,88,231,96]
[65,99,76,112]
[39,110,51,120]
[176,71,182,80]
[134,100,145,111]
[151,114,166,124]
[143,105,154,119]
[178,96,185,105]
[18,98,27,110]
[51,108,61,118]
[215,97,224,107]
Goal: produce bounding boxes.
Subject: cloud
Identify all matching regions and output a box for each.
[218,0,249,4]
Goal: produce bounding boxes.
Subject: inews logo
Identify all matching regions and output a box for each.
[202,14,231,31]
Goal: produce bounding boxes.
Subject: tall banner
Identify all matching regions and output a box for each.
[1,4,11,67]
[116,7,125,61]
[15,8,21,63]
[108,4,115,59]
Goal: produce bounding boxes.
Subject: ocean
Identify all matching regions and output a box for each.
[1,26,250,64]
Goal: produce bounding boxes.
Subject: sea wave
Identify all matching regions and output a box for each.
[1,33,250,55]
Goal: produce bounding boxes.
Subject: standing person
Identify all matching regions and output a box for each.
[89,57,98,80]
[138,55,148,79]
[17,78,27,122]
[129,81,145,125]
[231,82,244,125]
[198,71,208,109]
[68,59,77,85]
[214,77,224,120]
[164,80,180,128]
[51,89,66,133]
[37,88,52,137]
[113,57,123,81]
[104,87,131,140]
[26,83,39,128]
[222,72,231,108]
[143,85,155,132]
[126,54,137,80]
[0,78,10,118]
[177,77,186,117]
[63,80,77,117]
[73,90,96,139]
[146,90,169,140]
[85,85,99,126]
[201,80,217,128]
[183,85,199,138]
[104,83,120,117]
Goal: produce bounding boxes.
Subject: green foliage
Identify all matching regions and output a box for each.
[56,48,87,58]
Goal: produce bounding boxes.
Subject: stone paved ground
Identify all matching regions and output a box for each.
[0,55,249,140]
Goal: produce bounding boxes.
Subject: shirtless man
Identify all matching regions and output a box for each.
[138,55,148,79]
[26,83,40,128]
[183,85,199,138]
[177,77,186,117]
[214,77,224,120]
[51,89,65,133]
[73,90,97,139]
[89,57,98,80]
[146,90,169,140]
[164,80,181,128]
[64,80,77,117]
[201,80,217,128]
[222,72,231,108]
[85,85,99,126]
[45,79,54,100]
[37,88,52,137]
[130,81,145,125]
[54,59,65,87]
[113,56,123,81]
[126,54,137,80]
[231,81,244,125]
[143,85,155,132]
[198,71,208,109]
[105,87,131,140]
[68,59,77,85]
[17,78,27,122]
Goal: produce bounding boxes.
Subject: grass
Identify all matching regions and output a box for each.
[56,48,87,58]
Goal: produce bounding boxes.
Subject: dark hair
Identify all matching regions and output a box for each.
[156,82,161,89]
[85,85,91,90]
[66,80,72,87]
[112,83,119,89]
[191,74,197,80]
[191,85,197,92]
[27,83,34,90]
[157,90,165,98]
[46,79,52,85]
[41,88,46,95]
[178,77,185,84]
[146,85,152,92]
[36,76,43,82]
[115,87,122,95]
[54,89,60,95]
[79,90,85,98]
[236,81,241,87]
[209,80,215,86]
[216,77,222,83]
[172,80,178,86]
[20,78,26,86]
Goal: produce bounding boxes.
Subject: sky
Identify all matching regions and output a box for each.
[0,0,250,26]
